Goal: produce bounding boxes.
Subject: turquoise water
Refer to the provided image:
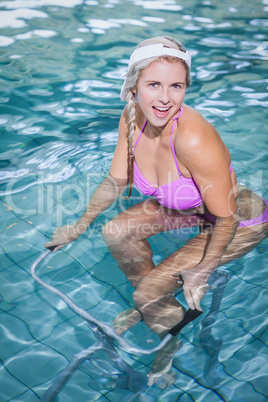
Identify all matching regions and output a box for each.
[0,0,268,401]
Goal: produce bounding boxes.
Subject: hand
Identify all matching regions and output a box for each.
[173,264,211,311]
[44,224,81,252]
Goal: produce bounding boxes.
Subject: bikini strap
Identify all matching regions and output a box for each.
[229,162,233,176]
[170,107,183,175]
[134,120,147,155]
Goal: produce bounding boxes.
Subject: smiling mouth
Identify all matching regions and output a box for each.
[153,106,171,112]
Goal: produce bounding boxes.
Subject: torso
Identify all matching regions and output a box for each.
[133,104,238,210]
[134,108,181,188]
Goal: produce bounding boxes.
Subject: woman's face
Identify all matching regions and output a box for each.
[135,59,187,127]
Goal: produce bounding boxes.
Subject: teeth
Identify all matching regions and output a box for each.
[155,107,170,112]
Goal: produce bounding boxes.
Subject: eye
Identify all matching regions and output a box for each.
[148,82,159,88]
[172,83,182,89]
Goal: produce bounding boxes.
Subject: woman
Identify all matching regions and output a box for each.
[45,36,268,386]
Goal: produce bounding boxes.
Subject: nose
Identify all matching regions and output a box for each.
[158,88,170,104]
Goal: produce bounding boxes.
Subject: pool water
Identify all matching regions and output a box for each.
[0,0,268,401]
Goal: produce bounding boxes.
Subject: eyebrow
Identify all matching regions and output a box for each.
[144,80,186,85]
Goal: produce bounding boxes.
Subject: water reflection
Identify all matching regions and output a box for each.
[131,0,183,11]
[0,0,267,400]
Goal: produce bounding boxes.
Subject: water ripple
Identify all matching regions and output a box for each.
[1,0,84,8]
[130,0,183,11]
[0,0,267,401]
[0,8,48,29]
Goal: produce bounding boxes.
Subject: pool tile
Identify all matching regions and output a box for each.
[259,326,268,346]
[10,389,41,401]
[91,253,129,287]
[65,236,108,268]
[8,291,76,341]
[40,317,98,360]
[0,249,14,271]
[0,213,19,237]
[27,211,67,240]
[0,263,36,302]
[35,368,106,402]
[5,343,68,390]
[236,253,268,288]
[223,338,268,397]
[0,363,29,402]
[220,287,268,338]
[0,313,35,361]
[0,220,46,263]
[1,181,56,220]
[189,383,240,402]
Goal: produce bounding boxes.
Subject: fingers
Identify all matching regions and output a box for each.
[183,287,196,311]
[43,225,78,252]
[44,240,64,252]
[184,284,209,311]
[43,242,62,252]
[44,241,54,248]
[173,273,184,287]
[191,289,202,311]
[54,245,64,252]
[197,283,209,298]
[44,227,67,251]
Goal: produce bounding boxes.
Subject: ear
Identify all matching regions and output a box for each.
[132,89,138,102]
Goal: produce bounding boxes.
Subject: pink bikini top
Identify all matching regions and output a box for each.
[133,107,233,210]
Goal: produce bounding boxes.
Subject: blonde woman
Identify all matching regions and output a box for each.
[45,36,268,386]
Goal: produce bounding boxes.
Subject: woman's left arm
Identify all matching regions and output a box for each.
[179,213,239,310]
[175,119,240,310]
[197,213,240,271]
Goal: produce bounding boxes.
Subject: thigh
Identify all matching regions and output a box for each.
[221,221,268,264]
[135,231,210,297]
[104,198,207,240]
[136,220,268,296]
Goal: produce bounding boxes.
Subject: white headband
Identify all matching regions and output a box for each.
[120,43,191,101]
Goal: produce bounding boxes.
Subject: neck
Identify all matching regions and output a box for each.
[147,112,179,139]
[146,122,165,138]
[136,105,182,138]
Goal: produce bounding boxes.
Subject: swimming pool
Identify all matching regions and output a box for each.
[0,0,267,401]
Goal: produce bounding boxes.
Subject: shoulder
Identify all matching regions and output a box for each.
[176,104,223,160]
[176,106,236,217]
[179,105,218,145]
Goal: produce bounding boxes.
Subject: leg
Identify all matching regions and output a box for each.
[133,220,267,386]
[133,220,268,336]
[102,199,160,288]
[131,190,268,386]
[102,199,205,288]
[132,231,209,334]
[133,188,268,334]
[102,199,207,333]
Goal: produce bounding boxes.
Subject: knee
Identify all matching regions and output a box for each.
[132,289,147,315]
[102,218,129,247]
[102,220,118,246]
[132,286,158,315]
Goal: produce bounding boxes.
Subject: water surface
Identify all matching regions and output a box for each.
[0,0,267,401]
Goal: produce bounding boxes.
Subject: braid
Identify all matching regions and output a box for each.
[126,91,136,198]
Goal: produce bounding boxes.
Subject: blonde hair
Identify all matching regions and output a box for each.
[124,36,191,198]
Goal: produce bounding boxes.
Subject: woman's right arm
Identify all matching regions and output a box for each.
[44,108,129,250]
